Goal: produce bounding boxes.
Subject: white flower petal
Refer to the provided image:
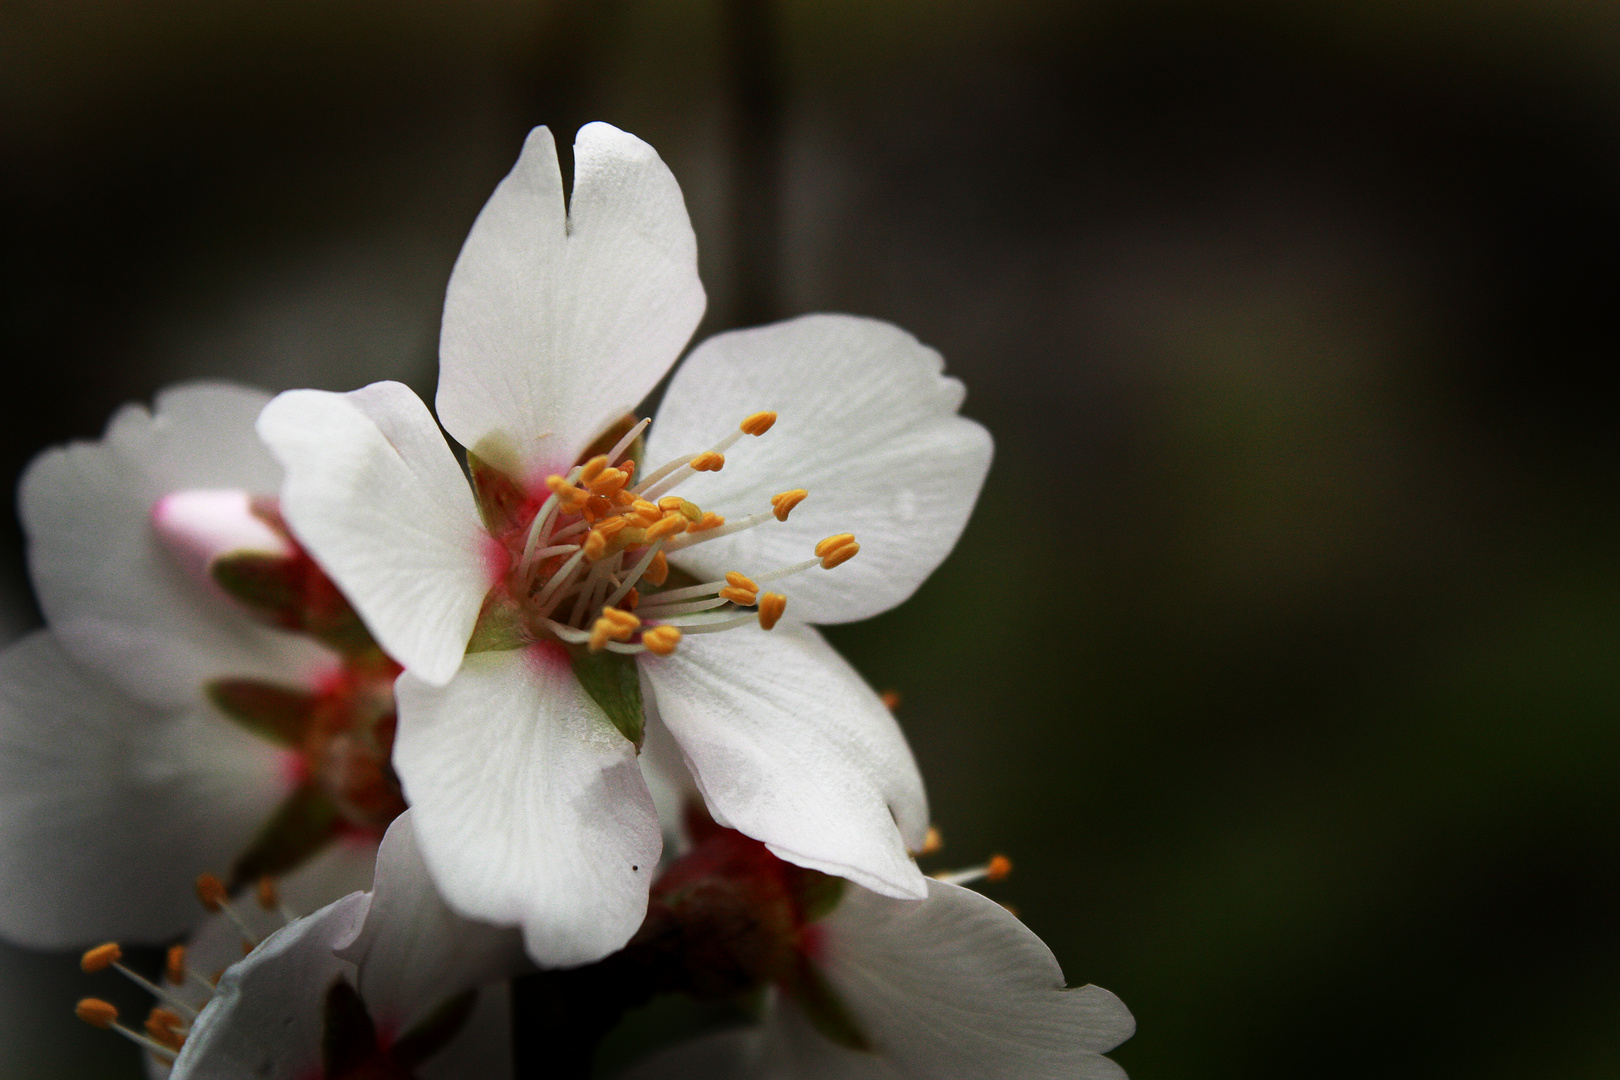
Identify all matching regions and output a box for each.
[20,382,327,708]
[814,880,1135,1079]
[170,892,370,1080]
[392,649,662,966]
[616,1008,904,1080]
[0,631,289,948]
[641,624,928,900]
[649,314,992,625]
[438,123,706,481]
[338,812,526,1035]
[639,701,703,855]
[258,382,490,686]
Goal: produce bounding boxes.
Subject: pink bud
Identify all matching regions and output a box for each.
[152,489,292,586]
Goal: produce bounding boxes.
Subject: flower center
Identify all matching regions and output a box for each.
[480,409,860,658]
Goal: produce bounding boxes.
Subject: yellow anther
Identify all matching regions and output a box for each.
[195,873,228,913]
[814,533,855,558]
[718,585,758,606]
[689,451,725,472]
[642,625,682,655]
[687,512,725,533]
[589,608,640,651]
[677,500,704,522]
[616,526,648,548]
[739,411,777,436]
[80,942,122,973]
[600,607,640,632]
[612,489,638,507]
[582,530,608,561]
[770,489,808,521]
[256,875,278,911]
[645,514,687,542]
[586,467,630,496]
[657,496,685,511]
[76,998,119,1029]
[145,1007,185,1051]
[165,945,187,985]
[546,474,589,506]
[633,498,663,521]
[581,495,614,522]
[920,825,943,855]
[819,538,860,569]
[619,459,637,482]
[645,550,669,586]
[986,854,1013,881]
[881,690,902,711]
[757,592,787,630]
[593,516,629,539]
[579,455,610,483]
[725,571,758,591]
[622,588,640,611]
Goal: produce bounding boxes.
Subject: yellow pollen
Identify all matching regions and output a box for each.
[622,588,640,611]
[642,625,682,655]
[771,489,808,521]
[195,873,228,913]
[80,942,122,973]
[739,411,777,436]
[757,593,787,630]
[256,875,278,910]
[689,451,725,472]
[644,514,687,542]
[986,854,1013,881]
[677,500,704,522]
[718,585,758,606]
[165,945,187,985]
[645,550,670,586]
[579,455,610,483]
[819,537,860,570]
[920,825,944,855]
[687,511,725,533]
[586,467,630,495]
[76,998,119,1029]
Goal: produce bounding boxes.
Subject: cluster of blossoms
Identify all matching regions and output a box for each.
[0,123,1134,1077]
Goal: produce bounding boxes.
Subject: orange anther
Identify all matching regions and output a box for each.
[644,550,669,586]
[770,489,808,521]
[616,526,648,548]
[593,516,628,539]
[582,530,608,561]
[920,825,943,855]
[642,625,682,655]
[145,1007,184,1050]
[757,593,787,630]
[689,451,725,472]
[80,942,122,973]
[739,411,777,436]
[546,475,588,505]
[586,468,630,496]
[622,588,640,611]
[718,586,758,606]
[881,690,902,711]
[195,873,228,913]
[256,875,278,910]
[687,512,725,533]
[633,499,663,523]
[588,609,640,652]
[619,459,636,481]
[165,945,187,985]
[986,854,1013,881]
[612,489,638,507]
[645,514,687,542]
[581,495,614,522]
[725,571,758,590]
[579,455,610,483]
[75,998,119,1029]
[677,500,704,522]
[814,533,855,557]
[657,496,685,511]
[601,606,640,631]
[819,539,860,569]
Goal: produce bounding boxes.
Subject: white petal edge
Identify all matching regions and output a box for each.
[258,382,490,686]
[20,381,328,708]
[0,630,289,948]
[649,314,993,625]
[337,811,527,1035]
[438,123,706,482]
[813,879,1136,1080]
[392,648,662,966]
[169,891,370,1080]
[641,623,929,900]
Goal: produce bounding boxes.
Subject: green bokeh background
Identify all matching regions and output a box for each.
[3,1,1618,1076]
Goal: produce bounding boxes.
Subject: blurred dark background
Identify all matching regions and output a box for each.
[4,0,1619,1076]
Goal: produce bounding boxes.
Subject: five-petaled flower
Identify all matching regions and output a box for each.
[257,122,993,966]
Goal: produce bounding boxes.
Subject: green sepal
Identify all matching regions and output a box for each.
[206,678,317,747]
[467,450,531,539]
[465,594,529,655]
[211,551,376,658]
[570,647,645,750]
[322,977,383,1078]
[229,782,342,890]
[781,954,872,1052]
[389,988,478,1071]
